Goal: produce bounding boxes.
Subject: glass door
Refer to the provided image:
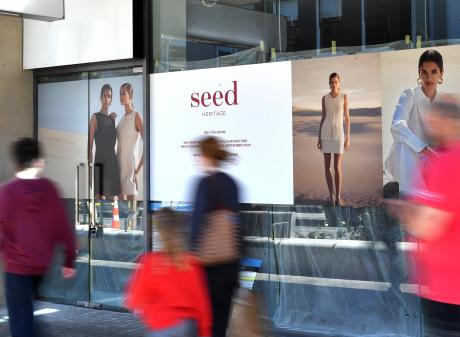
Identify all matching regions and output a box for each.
[37,72,92,304]
[36,67,145,309]
[87,69,145,308]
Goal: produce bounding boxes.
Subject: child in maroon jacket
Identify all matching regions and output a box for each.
[0,138,76,337]
[125,208,211,337]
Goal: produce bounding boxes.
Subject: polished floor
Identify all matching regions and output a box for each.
[0,301,317,337]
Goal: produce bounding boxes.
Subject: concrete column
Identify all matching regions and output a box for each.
[0,16,33,184]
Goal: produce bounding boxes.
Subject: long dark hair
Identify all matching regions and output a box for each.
[418,50,443,72]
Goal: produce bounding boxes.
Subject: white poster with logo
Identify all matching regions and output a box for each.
[150,62,293,204]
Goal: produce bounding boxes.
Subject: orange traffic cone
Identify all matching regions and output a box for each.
[112,199,120,229]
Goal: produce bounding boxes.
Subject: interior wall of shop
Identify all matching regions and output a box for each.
[446,0,460,38]
[0,15,34,307]
[296,0,411,51]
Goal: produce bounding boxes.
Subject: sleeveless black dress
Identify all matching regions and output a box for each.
[93,113,121,197]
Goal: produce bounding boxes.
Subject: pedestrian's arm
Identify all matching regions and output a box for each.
[192,263,212,337]
[124,255,149,312]
[404,202,453,241]
[0,191,6,251]
[53,188,77,270]
[190,180,208,250]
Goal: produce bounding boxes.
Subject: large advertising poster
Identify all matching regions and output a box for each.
[89,76,144,200]
[292,54,383,207]
[381,45,460,194]
[150,44,460,207]
[150,62,294,204]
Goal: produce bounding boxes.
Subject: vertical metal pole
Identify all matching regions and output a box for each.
[143,0,152,253]
[412,0,417,44]
[361,0,366,50]
[278,0,282,52]
[87,73,94,303]
[75,165,80,225]
[316,0,321,54]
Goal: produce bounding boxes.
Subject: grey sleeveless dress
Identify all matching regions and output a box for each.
[93,112,121,197]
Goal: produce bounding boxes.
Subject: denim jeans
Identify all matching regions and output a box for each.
[4,272,42,337]
[145,319,198,337]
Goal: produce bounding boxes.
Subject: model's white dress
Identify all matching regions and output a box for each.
[385,87,443,193]
[321,93,345,154]
[117,111,140,196]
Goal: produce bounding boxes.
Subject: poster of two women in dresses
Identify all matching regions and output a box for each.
[292,44,460,207]
[88,76,144,225]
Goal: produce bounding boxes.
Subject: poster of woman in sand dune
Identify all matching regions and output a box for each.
[293,54,383,207]
[317,73,350,206]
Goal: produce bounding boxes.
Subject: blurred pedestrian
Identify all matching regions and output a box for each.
[190,136,242,337]
[125,208,211,337]
[388,97,460,335]
[0,138,76,337]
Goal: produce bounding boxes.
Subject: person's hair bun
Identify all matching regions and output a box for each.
[199,136,230,165]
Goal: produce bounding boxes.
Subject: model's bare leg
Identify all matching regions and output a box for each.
[323,153,335,205]
[334,154,343,206]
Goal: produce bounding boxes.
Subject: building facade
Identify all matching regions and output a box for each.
[4,1,460,336]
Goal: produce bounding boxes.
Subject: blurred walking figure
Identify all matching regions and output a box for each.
[191,136,242,337]
[0,138,76,337]
[388,97,460,336]
[125,208,211,337]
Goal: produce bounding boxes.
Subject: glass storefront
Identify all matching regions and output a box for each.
[148,1,460,336]
[32,1,460,336]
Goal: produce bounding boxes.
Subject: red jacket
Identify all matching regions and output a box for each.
[410,142,460,305]
[125,252,212,337]
[0,177,76,275]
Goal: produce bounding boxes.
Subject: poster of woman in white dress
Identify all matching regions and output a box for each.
[292,53,383,207]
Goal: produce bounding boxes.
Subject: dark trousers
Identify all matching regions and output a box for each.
[4,272,42,337]
[205,262,239,337]
[422,298,460,336]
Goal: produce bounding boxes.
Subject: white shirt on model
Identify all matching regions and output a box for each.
[385,86,443,193]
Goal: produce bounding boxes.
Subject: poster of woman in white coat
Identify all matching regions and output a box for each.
[382,45,460,195]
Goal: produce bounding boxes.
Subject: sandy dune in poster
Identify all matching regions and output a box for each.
[292,54,383,207]
[38,127,144,199]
